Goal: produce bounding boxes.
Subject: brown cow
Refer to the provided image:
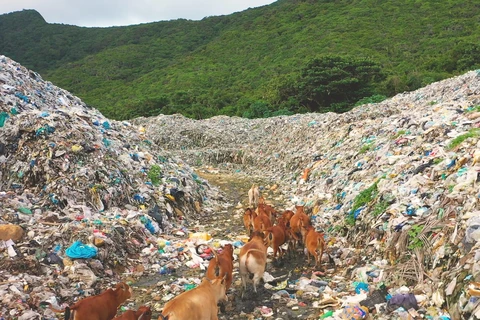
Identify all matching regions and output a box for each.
[277,214,296,256]
[289,205,311,249]
[257,203,277,225]
[263,217,288,259]
[196,244,234,291]
[302,225,326,267]
[243,208,256,235]
[113,306,151,320]
[40,282,132,320]
[159,275,228,320]
[253,211,272,233]
[239,231,267,297]
[281,210,294,224]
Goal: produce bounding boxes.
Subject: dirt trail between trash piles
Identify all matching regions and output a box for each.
[132,169,336,319]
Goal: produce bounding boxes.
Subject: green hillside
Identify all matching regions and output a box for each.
[1,0,479,119]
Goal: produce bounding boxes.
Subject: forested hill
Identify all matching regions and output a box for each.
[1,0,479,120]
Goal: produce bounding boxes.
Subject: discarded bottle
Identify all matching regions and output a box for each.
[320,310,334,319]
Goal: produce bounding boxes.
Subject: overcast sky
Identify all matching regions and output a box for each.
[0,0,277,28]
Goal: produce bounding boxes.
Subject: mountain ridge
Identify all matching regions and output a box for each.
[1,1,479,119]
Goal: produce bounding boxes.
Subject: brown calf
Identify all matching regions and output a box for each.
[289,205,311,248]
[253,211,272,233]
[196,244,234,291]
[113,306,151,320]
[243,208,256,235]
[257,203,277,225]
[302,225,326,267]
[159,275,228,320]
[239,231,267,296]
[40,282,132,320]
[263,220,287,259]
[281,210,294,225]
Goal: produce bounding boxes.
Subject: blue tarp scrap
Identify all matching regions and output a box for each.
[353,207,364,219]
[65,241,98,259]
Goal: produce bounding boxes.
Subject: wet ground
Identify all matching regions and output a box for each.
[131,169,335,319]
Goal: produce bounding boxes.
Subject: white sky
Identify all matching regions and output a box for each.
[0,0,277,27]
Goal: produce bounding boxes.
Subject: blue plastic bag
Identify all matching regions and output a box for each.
[66,241,98,259]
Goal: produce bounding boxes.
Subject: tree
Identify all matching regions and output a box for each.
[451,42,480,72]
[120,95,170,119]
[294,55,385,113]
[242,101,272,119]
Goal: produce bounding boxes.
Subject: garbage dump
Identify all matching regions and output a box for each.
[2,54,480,319]
[134,70,480,319]
[0,55,223,319]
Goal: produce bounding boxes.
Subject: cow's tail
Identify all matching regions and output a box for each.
[39,302,71,320]
[317,233,335,268]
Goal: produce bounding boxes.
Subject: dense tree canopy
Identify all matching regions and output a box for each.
[293,56,385,113]
[1,0,479,120]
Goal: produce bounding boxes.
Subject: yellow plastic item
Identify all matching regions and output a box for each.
[165,194,175,202]
[272,280,288,290]
[71,145,83,152]
[238,235,250,243]
[157,239,166,248]
[189,232,212,241]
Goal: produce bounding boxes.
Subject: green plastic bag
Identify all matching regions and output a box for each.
[0,112,9,127]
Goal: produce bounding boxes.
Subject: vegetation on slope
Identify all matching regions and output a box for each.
[1,0,479,120]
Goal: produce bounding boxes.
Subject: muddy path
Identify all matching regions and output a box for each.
[132,169,335,319]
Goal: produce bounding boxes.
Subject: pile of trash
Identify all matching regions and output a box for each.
[0,55,226,319]
[3,54,480,319]
[135,70,480,318]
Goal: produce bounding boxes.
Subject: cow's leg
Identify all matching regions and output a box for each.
[252,273,263,293]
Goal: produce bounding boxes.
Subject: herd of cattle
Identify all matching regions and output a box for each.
[40,184,328,319]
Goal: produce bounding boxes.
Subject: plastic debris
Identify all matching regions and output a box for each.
[3,55,480,319]
[65,241,98,259]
